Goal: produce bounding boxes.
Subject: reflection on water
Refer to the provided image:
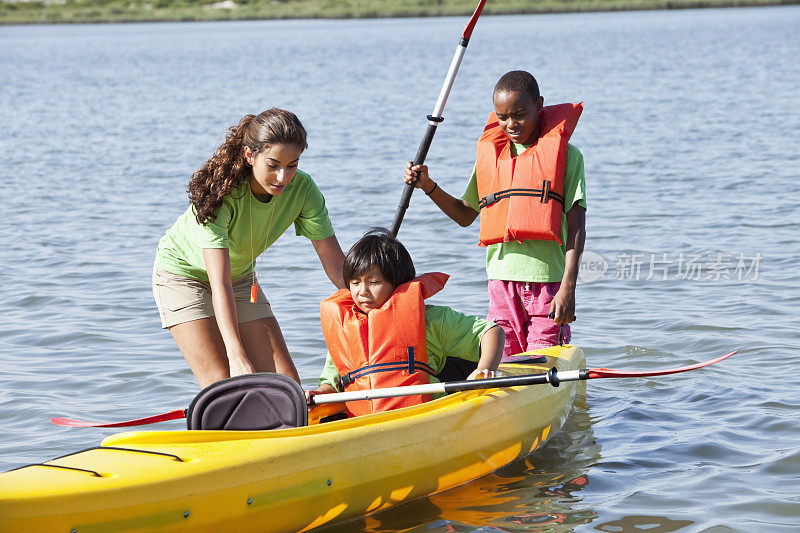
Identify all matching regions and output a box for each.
[323,399,599,532]
[593,516,694,533]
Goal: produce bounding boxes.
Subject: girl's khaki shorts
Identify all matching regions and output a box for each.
[152,266,273,329]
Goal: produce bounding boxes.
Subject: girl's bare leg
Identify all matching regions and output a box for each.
[169,316,299,388]
[239,317,300,384]
[168,317,229,389]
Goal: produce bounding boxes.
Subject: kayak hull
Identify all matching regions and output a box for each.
[0,345,585,533]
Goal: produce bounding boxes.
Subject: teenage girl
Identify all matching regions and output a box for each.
[154,108,346,388]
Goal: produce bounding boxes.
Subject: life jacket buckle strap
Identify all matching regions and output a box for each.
[480,187,565,209]
[341,357,437,389]
[479,192,497,209]
[340,373,353,388]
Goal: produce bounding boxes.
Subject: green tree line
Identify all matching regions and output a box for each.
[1,0,791,24]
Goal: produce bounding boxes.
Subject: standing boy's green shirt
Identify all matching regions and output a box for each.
[318,304,497,390]
[461,143,586,283]
[156,171,334,282]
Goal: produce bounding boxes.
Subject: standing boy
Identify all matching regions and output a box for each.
[403,70,586,355]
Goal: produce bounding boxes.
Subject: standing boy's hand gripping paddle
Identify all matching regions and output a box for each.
[389,0,487,237]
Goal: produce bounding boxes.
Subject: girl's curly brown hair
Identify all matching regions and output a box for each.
[188,108,308,225]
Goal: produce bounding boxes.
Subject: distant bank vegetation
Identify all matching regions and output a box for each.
[1,0,793,24]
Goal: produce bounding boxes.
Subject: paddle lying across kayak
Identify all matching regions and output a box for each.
[0,346,734,533]
[49,347,736,428]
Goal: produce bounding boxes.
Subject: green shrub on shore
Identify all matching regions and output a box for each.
[0,0,792,24]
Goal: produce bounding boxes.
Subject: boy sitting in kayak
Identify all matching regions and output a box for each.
[403,70,586,355]
[306,228,504,417]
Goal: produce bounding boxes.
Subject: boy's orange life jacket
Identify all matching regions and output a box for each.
[475,102,582,246]
[320,272,448,418]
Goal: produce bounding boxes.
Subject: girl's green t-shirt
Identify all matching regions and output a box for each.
[461,143,587,283]
[156,170,334,282]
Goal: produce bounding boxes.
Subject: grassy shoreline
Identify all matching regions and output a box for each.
[1,0,795,25]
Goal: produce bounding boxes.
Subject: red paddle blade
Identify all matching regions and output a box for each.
[462,0,487,39]
[586,350,737,379]
[51,409,186,428]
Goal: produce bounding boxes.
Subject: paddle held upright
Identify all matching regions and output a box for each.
[389,0,487,236]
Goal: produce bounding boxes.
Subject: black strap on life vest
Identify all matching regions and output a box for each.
[478,180,565,210]
[340,347,436,388]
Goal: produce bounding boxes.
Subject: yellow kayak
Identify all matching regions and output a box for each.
[0,345,585,533]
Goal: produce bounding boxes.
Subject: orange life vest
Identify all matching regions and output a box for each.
[475,102,582,246]
[320,272,448,418]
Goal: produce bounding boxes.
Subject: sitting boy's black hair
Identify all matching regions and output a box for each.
[494,70,540,102]
[343,228,416,288]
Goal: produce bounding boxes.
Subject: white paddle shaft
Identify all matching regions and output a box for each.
[429,44,467,122]
[311,383,448,404]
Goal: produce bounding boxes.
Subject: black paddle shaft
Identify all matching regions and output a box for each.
[388,0,486,237]
[443,367,570,393]
[390,120,440,236]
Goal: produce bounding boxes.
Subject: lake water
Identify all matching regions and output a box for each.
[1,6,799,531]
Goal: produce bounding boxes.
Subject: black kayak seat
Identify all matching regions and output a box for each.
[186,373,308,430]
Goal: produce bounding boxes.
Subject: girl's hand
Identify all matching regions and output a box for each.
[467,368,496,380]
[228,351,255,377]
[403,162,435,193]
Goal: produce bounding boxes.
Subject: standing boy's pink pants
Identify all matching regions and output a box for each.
[487,279,571,356]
